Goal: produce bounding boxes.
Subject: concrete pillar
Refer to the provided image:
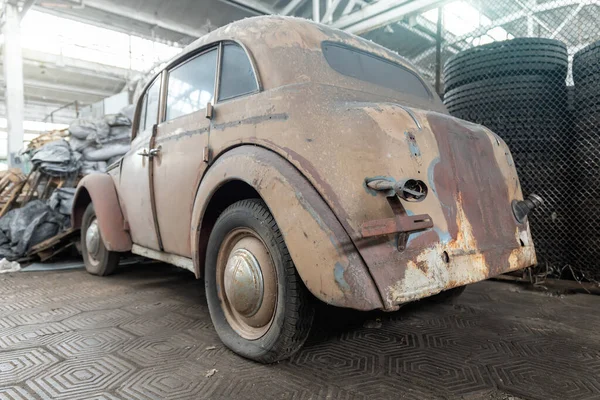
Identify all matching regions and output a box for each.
[2,2,25,168]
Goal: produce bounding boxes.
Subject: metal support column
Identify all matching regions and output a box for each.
[2,2,25,168]
[435,7,443,96]
[313,0,320,22]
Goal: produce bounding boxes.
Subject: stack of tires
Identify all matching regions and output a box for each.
[573,41,600,281]
[443,38,573,273]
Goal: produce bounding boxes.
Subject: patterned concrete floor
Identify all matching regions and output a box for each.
[1,263,599,400]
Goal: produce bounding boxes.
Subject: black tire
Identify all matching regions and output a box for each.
[444,75,567,117]
[573,40,600,84]
[81,203,120,276]
[427,286,466,304]
[205,198,314,363]
[444,38,567,91]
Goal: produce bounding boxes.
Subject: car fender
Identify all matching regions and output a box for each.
[71,174,132,252]
[191,145,384,311]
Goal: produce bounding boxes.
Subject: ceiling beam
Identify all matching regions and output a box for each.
[280,0,305,15]
[218,0,275,15]
[36,0,206,39]
[19,0,37,20]
[331,0,412,29]
[14,78,117,97]
[550,2,583,39]
[331,0,451,35]
[20,48,130,82]
[322,0,343,23]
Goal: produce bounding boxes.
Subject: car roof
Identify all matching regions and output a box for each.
[139,16,443,113]
[161,16,428,89]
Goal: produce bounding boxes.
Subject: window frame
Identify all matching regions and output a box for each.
[132,74,162,140]
[216,41,261,103]
[162,46,219,123]
[321,40,433,101]
[155,39,262,124]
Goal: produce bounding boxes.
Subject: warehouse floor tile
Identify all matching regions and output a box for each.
[1,263,599,400]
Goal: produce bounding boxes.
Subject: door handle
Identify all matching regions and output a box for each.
[148,146,161,157]
[137,146,161,158]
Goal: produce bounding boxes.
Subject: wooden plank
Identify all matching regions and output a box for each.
[0,169,35,218]
[22,171,42,204]
[28,228,79,255]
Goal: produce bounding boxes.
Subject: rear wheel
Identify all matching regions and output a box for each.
[81,203,120,276]
[205,199,314,363]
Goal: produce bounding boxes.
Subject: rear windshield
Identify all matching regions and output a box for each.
[322,41,431,100]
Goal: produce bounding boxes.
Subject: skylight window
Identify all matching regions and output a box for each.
[423,1,513,43]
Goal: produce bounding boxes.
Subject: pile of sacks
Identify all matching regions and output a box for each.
[29,105,134,177]
[68,105,134,175]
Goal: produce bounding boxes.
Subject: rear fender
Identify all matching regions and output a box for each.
[72,174,132,252]
[191,146,384,311]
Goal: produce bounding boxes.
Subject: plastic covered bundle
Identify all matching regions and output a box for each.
[31,140,81,177]
[105,113,131,127]
[80,160,107,175]
[69,137,90,152]
[82,144,130,161]
[119,104,135,123]
[48,188,77,216]
[89,125,131,146]
[0,200,68,261]
[84,110,132,154]
[69,118,110,140]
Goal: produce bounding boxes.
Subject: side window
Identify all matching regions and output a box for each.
[144,78,161,130]
[218,43,258,101]
[166,49,217,121]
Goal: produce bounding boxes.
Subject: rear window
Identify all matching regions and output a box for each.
[322,41,431,100]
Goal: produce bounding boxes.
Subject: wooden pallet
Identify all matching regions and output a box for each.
[26,129,69,152]
[27,228,80,262]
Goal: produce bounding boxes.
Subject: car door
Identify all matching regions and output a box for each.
[119,76,162,250]
[152,47,218,257]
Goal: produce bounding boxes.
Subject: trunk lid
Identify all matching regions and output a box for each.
[348,104,535,308]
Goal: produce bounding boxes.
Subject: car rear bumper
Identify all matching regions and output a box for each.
[359,243,537,311]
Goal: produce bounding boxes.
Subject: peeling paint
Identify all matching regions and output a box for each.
[334,262,351,292]
[427,157,440,197]
[405,131,422,161]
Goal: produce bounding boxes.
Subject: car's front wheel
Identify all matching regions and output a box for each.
[81,203,120,276]
[205,199,314,363]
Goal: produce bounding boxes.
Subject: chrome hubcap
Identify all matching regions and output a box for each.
[224,249,264,317]
[86,219,100,258]
[216,228,278,340]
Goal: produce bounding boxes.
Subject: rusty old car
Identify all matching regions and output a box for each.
[72,16,541,363]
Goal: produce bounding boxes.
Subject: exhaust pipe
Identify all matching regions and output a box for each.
[512,194,543,223]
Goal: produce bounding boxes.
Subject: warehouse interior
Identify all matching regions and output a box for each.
[1,0,600,399]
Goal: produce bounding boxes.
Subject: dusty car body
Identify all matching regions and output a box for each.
[72,16,538,362]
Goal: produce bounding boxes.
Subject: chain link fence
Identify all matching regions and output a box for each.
[410,0,600,281]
